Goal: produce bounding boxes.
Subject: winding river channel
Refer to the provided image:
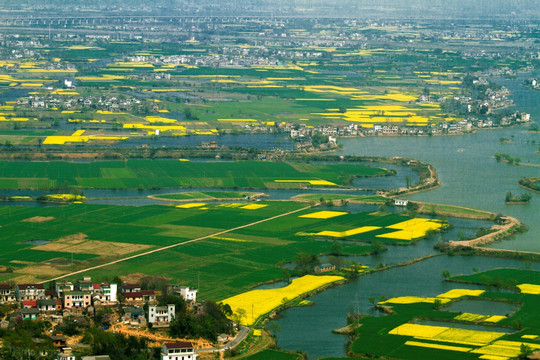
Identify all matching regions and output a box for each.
[272,73,540,359]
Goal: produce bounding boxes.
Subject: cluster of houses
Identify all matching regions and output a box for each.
[17,93,145,113]
[0,277,197,328]
[1,278,200,359]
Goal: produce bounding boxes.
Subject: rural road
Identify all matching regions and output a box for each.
[196,326,250,353]
[39,203,315,284]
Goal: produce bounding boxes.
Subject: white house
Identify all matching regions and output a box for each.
[148,304,175,325]
[394,199,408,206]
[169,285,197,303]
[161,342,197,360]
[179,287,197,303]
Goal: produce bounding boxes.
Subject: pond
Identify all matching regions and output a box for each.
[442,299,519,317]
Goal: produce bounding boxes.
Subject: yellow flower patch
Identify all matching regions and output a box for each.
[390,323,505,346]
[47,194,86,201]
[315,226,381,238]
[274,180,337,186]
[51,90,79,95]
[299,211,348,219]
[479,355,510,360]
[389,323,448,338]
[517,283,540,294]
[97,110,127,115]
[222,275,344,325]
[521,335,539,340]
[376,218,443,241]
[219,203,243,208]
[381,296,451,305]
[217,118,258,122]
[240,204,268,210]
[405,340,472,352]
[472,340,540,358]
[484,315,506,323]
[176,203,206,209]
[145,116,177,123]
[211,237,247,243]
[437,289,485,299]
[454,313,487,322]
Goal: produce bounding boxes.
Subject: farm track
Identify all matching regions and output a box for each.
[448,215,521,247]
[39,203,315,284]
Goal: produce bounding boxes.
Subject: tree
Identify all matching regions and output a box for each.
[330,240,343,256]
[441,270,451,279]
[371,241,387,255]
[294,252,320,275]
[519,343,533,359]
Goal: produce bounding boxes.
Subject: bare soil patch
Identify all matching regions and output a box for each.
[23,216,55,223]
[32,233,152,256]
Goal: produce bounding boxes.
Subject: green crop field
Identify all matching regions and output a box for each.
[244,349,302,360]
[349,269,540,360]
[0,200,448,298]
[293,194,388,204]
[0,160,389,190]
[154,191,260,201]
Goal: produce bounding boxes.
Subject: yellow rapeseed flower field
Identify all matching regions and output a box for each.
[176,203,206,209]
[376,218,443,241]
[437,289,485,299]
[315,226,381,238]
[240,204,268,210]
[222,275,344,325]
[405,340,472,352]
[381,296,451,305]
[390,323,505,346]
[299,211,348,219]
[454,313,487,322]
[517,283,540,294]
[484,315,506,323]
[274,180,337,186]
[145,116,177,123]
[472,340,540,358]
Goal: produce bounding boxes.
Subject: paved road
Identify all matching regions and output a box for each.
[196,326,250,353]
[40,203,314,284]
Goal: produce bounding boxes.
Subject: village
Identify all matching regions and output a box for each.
[0,277,229,360]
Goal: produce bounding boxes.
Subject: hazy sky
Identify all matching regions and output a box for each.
[2,0,539,19]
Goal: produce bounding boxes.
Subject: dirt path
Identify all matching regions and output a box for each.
[448,215,521,247]
[39,204,314,284]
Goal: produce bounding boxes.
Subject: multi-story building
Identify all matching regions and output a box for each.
[92,283,117,304]
[63,291,91,308]
[16,284,46,301]
[0,284,16,303]
[55,280,74,296]
[169,285,197,303]
[148,304,175,325]
[161,342,197,360]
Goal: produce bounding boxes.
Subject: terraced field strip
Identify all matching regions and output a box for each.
[39,203,315,284]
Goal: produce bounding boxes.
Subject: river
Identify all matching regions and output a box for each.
[273,72,539,359]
